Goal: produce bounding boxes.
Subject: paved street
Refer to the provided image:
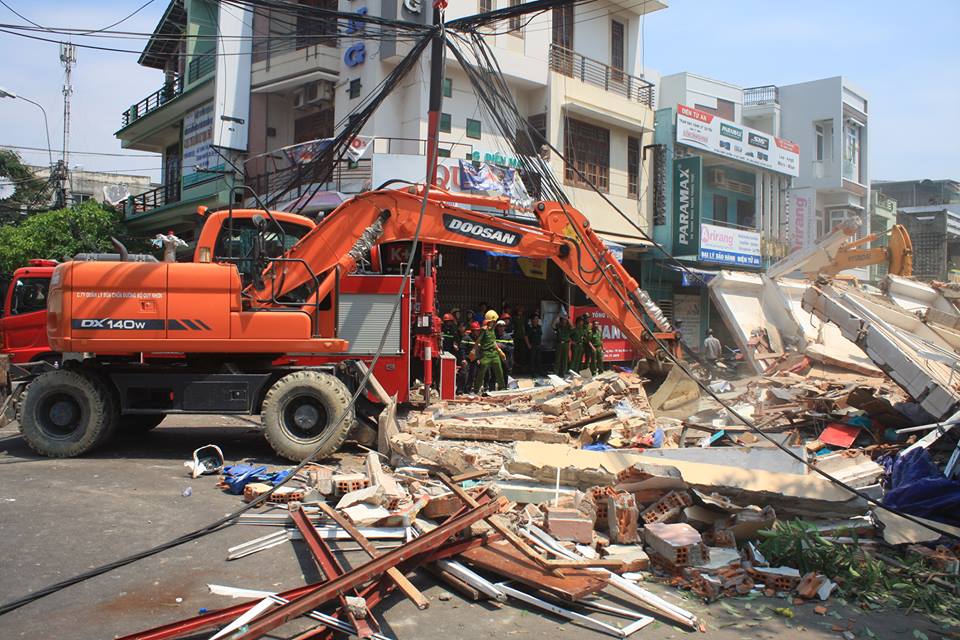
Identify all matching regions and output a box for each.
[0,416,944,640]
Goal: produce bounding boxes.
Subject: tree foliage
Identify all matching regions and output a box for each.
[0,200,127,273]
[0,150,51,212]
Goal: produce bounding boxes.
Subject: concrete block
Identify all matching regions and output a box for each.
[545,506,593,544]
[640,490,693,524]
[644,522,709,568]
[603,544,650,572]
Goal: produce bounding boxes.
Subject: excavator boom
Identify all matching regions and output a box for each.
[251,187,675,357]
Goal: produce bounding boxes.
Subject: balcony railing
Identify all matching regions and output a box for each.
[126,182,181,217]
[121,76,183,128]
[245,159,372,205]
[548,44,655,108]
[187,52,215,84]
[743,85,778,106]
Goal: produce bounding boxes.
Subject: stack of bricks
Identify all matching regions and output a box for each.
[749,566,802,592]
[544,506,594,544]
[333,473,370,496]
[644,522,709,568]
[640,490,693,525]
[606,492,640,544]
[687,562,754,601]
[588,486,617,529]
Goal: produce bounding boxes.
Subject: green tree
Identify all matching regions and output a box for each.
[0,150,51,213]
[0,200,130,273]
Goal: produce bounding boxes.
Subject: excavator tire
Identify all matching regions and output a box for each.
[261,371,354,462]
[119,414,166,432]
[18,369,116,457]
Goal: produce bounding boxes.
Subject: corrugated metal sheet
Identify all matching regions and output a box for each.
[338,294,402,354]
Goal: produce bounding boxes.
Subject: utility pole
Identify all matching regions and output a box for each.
[59,42,76,207]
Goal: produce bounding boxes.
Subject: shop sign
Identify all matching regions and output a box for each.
[673,156,702,256]
[676,104,799,177]
[182,101,219,188]
[699,222,761,267]
[788,187,817,252]
[568,305,641,362]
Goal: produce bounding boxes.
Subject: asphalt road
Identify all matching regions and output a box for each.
[0,416,946,639]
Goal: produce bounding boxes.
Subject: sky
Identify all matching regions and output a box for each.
[0,0,957,184]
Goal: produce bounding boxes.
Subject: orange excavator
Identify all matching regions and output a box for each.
[19,187,677,460]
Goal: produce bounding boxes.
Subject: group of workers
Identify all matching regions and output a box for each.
[439,303,604,394]
[552,314,604,378]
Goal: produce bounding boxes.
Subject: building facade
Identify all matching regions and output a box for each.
[869,189,897,282]
[116,0,666,271]
[30,166,155,208]
[646,73,799,351]
[897,205,960,282]
[779,77,870,262]
[873,179,959,208]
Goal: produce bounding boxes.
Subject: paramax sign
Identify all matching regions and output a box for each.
[676,104,799,177]
[442,214,521,247]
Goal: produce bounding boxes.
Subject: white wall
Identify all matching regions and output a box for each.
[778,76,844,191]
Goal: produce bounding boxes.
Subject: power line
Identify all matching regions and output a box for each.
[78,0,158,36]
[0,0,42,28]
[0,144,158,157]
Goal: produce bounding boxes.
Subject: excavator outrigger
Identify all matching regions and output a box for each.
[20,187,677,460]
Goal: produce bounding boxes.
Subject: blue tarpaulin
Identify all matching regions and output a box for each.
[883,448,960,527]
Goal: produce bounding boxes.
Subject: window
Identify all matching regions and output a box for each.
[815,124,824,162]
[843,121,862,183]
[479,0,493,12]
[627,136,640,198]
[438,148,451,158]
[515,113,546,156]
[214,219,312,286]
[564,117,609,192]
[509,0,522,32]
[296,0,337,49]
[439,113,452,133]
[442,78,452,98]
[348,79,362,99]
[466,118,482,140]
[73,193,94,204]
[294,108,334,144]
[736,199,755,228]
[694,99,736,121]
[712,195,728,224]
[611,20,625,82]
[10,277,49,315]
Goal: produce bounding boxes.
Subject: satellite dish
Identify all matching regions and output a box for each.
[0,182,14,200]
[103,183,130,205]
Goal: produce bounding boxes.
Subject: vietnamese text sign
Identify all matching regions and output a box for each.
[699,222,761,267]
[569,305,641,362]
[673,156,702,256]
[676,104,799,177]
[788,187,817,252]
[182,101,217,188]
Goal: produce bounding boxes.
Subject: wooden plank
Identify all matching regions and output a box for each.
[438,423,568,444]
[459,540,608,600]
[354,360,392,405]
[316,502,430,611]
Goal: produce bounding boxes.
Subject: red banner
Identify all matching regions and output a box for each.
[569,306,642,362]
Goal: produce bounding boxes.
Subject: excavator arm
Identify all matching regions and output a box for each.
[247,187,676,358]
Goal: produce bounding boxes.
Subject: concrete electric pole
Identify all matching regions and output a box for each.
[59,42,76,207]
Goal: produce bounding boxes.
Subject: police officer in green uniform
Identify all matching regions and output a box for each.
[474,310,506,393]
[571,315,589,373]
[589,318,604,374]
[553,315,572,375]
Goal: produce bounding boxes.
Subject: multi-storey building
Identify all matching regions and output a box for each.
[115,0,666,323]
[646,72,799,350]
[873,178,959,208]
[778,77,870,255]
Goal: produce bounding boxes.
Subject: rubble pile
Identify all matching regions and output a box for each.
[121,357,960,639]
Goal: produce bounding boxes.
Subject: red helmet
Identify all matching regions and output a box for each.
[501,312,511,319]
[442,313,455,321]
[470,321,481,330]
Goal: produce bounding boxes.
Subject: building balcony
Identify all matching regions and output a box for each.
[125,182,181,218]
[548,44,655,108]
[743,85,778,106]
[186,52,215,85]
[121,76,183,128]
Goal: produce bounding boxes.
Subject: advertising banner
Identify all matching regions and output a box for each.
[673,156,702,256]
[182,101,218,188]
[676,104,799,177]
[699,222,762,268]
[787,187,817,252]
[568,305,641,362]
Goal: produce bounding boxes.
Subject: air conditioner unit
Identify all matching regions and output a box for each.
[293,88,308,110]
[707,168,724,186]
[305,80,332,105]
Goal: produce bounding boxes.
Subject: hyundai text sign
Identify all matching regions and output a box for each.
[699,222,761,268]
[676,104,799,177]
